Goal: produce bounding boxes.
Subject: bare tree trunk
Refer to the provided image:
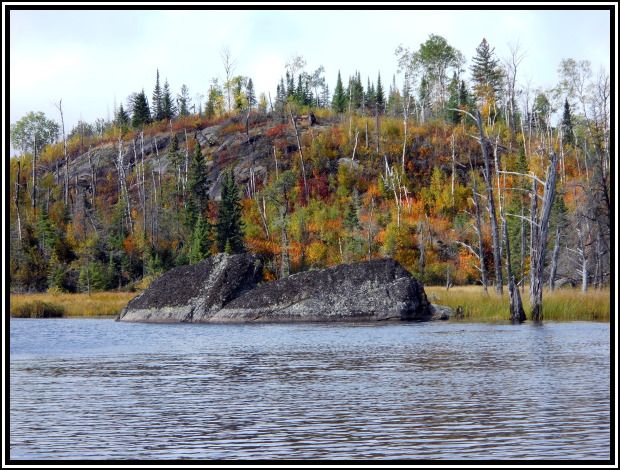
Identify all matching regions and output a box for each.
[288,105,308,202]
[367,197,375,260]
[56,100,69,207]
[280,213,290,279]
[401,94,411,172]
[471,172,489,294]
[548,226,561,291]
[14,160,22,243]
[31,133,37,213]
[530,151,558,322]
[140,132,147,238]
[503,208,525,322]
[475,110,503,294]
[116,135,133,235]
[88,147,97,201]
[520,204,526,292]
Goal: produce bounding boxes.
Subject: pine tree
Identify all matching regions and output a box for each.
[188,215,211,264]
[332,71,347,113]
[445,72,461,124]
[131,90,151,128]
[562,98,574,146]
[376,72,385,114]
[115,104,130,127]
[162,80,175,120]
[152,69,163,121]
[470,38,504,104]
[186,141,209,226]
[177,84,190,117]
[246,78,256,109]
[216,170,245,253]
[286,71,295,98]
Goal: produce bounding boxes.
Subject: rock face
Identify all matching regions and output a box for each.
[118,253,263,323]
[118,255,438,323]
[212,258,432,322]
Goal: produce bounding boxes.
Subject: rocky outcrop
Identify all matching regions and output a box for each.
[118,255,442,323]
[117,253,263,323]
[211,258,432,322]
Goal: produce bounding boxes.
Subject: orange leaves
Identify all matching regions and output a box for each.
[265,124,289,138]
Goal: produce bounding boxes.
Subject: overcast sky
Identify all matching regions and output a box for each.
[9,8,611,139]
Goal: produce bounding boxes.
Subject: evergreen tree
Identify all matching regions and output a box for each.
[286,71,295,98]
[445,72,461,124]
[115,103,130,127]
[332,71,347,113]
[162,80,175,120]
[470,38,504,104]
[246,78,257,109]
[348,72,364,111]
[152,69,163,121]
[188,215,211,264]
[376,72,385,114]
[177,84,190,117]
[216,170,245,253]
[131,90,151,128]
[186,141,210,226]
[459,80,472,113]
[366,79,376,113]
[561,98,575,146]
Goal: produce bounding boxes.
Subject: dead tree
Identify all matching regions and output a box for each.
[529,151,558,321]
[14,160,23,243]
[401,91,413,172]
[475,109,503,295]
[115,135,133,235]
[55,100,69,206]
[288,105,308,201]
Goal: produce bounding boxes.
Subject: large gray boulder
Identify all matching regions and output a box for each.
[118,253,263,322]
[211,258,433,322]
[118,255,439,323]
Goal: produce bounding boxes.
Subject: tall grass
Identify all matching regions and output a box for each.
[426,285,610,322]
[10,291,139,318]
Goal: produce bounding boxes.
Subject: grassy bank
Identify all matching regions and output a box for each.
[9,291,140,318]
[9,286,610,322]
[426,285,611,322]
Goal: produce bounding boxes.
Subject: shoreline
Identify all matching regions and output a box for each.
[9,286,610,322]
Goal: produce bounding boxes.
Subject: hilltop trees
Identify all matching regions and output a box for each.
[131,90,151,128]
[470,38,504,105]
[332,71,347,113]
[7,38,610,327]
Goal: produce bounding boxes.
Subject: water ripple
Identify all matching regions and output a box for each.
[10,319,610,460]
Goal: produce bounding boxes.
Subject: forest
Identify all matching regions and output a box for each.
[8,36,611,321]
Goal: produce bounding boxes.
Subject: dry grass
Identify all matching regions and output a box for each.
[426,285,610,322]
[10,291,140,318]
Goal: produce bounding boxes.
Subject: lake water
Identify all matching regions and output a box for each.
[9,319,610,461]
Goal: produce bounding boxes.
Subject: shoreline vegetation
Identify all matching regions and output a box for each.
[9,286,609,322]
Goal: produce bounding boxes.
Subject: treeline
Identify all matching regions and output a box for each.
[9,36,610,320]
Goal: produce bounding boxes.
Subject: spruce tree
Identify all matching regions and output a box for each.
[152,69,163,121]
[332,71,347,113]
[177,84,190,117]
[131,90,151,128]
[162,80,175,120]
[470,38,504,104]
[561,98,574,146]
[445,72,461,124]
[376,72,385,114]
[116,104,130,127]
[216,170,245,253]
[186,141,209,226]
[188,215,211,264]
[246,78,256,109]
